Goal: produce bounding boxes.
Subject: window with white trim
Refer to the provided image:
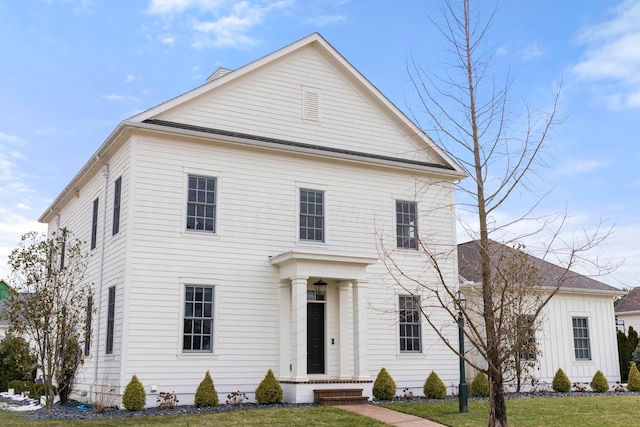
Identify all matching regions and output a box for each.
[183,286,214,352]
[106,286,115,355]
[572,317,591,360]
[112,176,122,235]
[399,295,421,352]
[186,175,216,232]
[300,189,324,242]
[91,198,98,250]
[396,201,417,249]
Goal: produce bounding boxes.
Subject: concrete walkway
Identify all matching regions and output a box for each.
[339,404,447,427]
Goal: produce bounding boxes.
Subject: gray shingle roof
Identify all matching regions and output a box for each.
[615,287,640,313]
[458,240,619,293]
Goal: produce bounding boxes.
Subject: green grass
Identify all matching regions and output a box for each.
[380,395,640,427]
[0,406,389,427]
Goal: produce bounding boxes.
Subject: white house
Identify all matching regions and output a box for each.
[615,288,640,334]
[39,33,468,405]
[458,240,622,389]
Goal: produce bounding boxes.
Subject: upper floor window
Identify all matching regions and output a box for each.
[183,286,214,352]
[300,189,324,242]
[396,201,417,249]
[112,177,122,235]
[399,295,421,353]
[187,175,216,232]
[572,317,591,361]
[91,198,99,250]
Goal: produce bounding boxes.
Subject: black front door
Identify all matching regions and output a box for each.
[307,303,325,374]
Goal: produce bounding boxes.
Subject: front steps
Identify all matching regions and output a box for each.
[313,388,369,406]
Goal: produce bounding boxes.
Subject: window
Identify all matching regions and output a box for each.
[517,314,537,361]
[572,317,591,360]
[112,177,122,235]
[59,228,67,270]
[399,295,421,352]
[91,198,99,250]
[183,286,214,352]
[84,296,93,356]
[106,287,115,354]
[187,175,216,232]
[300,189,324,242]
[396,201,417,249]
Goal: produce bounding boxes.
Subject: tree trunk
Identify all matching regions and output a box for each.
[488,368,508,427]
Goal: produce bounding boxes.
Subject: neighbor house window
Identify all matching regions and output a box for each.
[112,177,122,235]
[300,189,324,242]
[518,314,537,361]
[106,287,115,354]
[396,201,417,249]
[59,227,67,270]
[84,296,93,356]
[183,286,214,352]
[91,198,99,250]
[399,295,421,352]
[186,175,216,232]
[572,317,591,360]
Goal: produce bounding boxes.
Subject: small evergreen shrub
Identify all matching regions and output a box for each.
[590,370,609,393]
[423,371,447,399]
[470,373,489,397]
[194,371,219,407]
[29,384,57,399]
[372,368,396,401]
[552,368,571,392]
[628,363,640,391]
[122,375,146,411]
[8,380,28,393]
[255,369,283,404]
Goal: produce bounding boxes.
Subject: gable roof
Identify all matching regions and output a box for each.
[615,287,640,313]
[40,32,466,224]
[458,240,620,295]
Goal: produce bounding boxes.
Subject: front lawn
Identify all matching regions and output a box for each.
[0,406,389,427]
[380,395,640,427]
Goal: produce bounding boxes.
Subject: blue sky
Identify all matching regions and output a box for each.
[0,0,638,288]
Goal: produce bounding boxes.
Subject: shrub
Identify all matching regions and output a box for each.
[8,380,27,394]
[590,370,609,393]
[552,368,571,392]
[255,369,283,404]
[29,384,57,399]
[423,371,447,399]
[194,371,219,407]
[471,373,489,397]
[629,363,640,391]
[122,375,146,411]
[0,334,36,392]
[372,368,396,401]
[157,391,179,409]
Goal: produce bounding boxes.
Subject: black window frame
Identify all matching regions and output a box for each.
[396,200,418,249]
[112,176,122,235]
[84,296,93,356]
[183,285,214,353]
[106,287,115,355]
[572,316,591,361]
[91,198,99,250]
[299,189,324,242]
[399,295,422,353]
[186,175,216,233]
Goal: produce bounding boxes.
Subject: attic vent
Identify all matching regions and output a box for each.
[303,87,320,122]
[207,67,233,82]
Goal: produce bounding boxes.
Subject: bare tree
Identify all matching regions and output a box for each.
[378,1,613,426]
[6,230,92,410]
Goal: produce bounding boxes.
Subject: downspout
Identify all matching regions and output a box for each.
[90,156,109,402]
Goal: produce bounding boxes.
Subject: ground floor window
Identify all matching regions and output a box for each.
[399,295,421,352]
[572,316,591,360]
[183,286,214,352]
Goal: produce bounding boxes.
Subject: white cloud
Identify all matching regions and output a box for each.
[306,14,347,27]
[516,43,544,61]
[125,74,140,83]
[160,34,176,45]
[572,0,640,110]
[101,94,124,101]
[557,158,608,175]
[0,211,47,282]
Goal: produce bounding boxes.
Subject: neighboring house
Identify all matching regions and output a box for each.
[0,279,11,339]
[615,288,640,334]
[458,240,622,388]
[39,33,467,405]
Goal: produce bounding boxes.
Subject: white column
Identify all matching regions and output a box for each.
[338,281,351,379]
[353,279,370,380]
[279,280,291,379]
[290,276,309,381]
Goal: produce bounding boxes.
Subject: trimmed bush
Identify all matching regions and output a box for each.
[255,369,283,404]
[194,371,219,407]
[29,384,57,399]
[590,370,609,393]
[628,363,640,391]
[122,375,146,411]
[423,371,447,399]
[552,368,571,392]
[372,368,396,401]
[470,373,489,397]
